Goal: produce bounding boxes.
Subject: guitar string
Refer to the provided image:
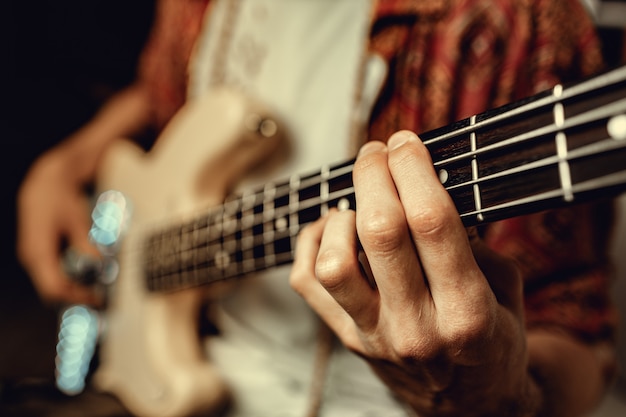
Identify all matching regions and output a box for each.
[143,104,626,287]
[140,84,626,243]
[149,96,626,245]
[138,68,626,273]
[148,165,626,291]
[431,96,626,167]
[181,95,626,239]
[207,94,626,226]
[459,169,626,220]
[146,134,626,289]
[143,78,626,285]
[420,65,626,148]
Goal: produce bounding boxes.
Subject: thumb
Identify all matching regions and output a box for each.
[60,194,105,306]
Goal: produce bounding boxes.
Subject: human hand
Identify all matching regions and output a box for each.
[290,131,540,416]
[17,148,102,306]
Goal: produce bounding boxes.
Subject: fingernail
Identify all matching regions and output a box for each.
[388,131,417,150]
[357,140,387,157]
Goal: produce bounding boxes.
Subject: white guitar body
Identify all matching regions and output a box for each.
[92,88,283,417]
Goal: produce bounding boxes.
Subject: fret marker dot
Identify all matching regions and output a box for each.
[338,198,351,211]
[275,217,288,232]
[607,114,626,140]
[214,250,230,270]
[438,169,449,185]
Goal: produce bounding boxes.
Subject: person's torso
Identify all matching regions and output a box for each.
[186,1,406,416]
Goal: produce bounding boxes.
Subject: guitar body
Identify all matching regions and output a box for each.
[92,88,283,417]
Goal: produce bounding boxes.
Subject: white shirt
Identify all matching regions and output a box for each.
[188,1,404,416]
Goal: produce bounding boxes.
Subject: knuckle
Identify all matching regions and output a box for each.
[357,211,406,254]
[390,334,441,363]
[405,203,453,238]
[440,311,494,353]
[314,249,355,292]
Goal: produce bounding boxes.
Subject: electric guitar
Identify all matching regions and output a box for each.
[73,66,626,417]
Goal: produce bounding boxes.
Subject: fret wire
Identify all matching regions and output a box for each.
[154,164,626,289]
[147,76,626,256]
[221,251,295,281]
[209,164,353,241]
[422,65,626,148]
[179,160,349,237]
[555,131,574,202]
[289,173,300,256]
[263,161,352,205]
[181,232,195,286]
[179,186,358,261]
[469,115,484,222]
[320,165,330,216]
[446,134,625,191]
[190,219,203,285]
[240,229,291,254]
[241,189,256,273]
[148,138,626,288]
[222,197,238,276]
[263,182,277,268]
[257,188,357,233]
[225,131,626,243]
[460,170,626,224]
[214,205,227,277]
[432,97,626,167]
[203,235,295,283]
[552,96,575,202]
[144,69,626,289]
[169,129,626,253]
[422,93,556,147]
[148,187,360,285]
[553,102,565,127]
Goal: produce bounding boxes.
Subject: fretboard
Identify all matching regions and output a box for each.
[145,65,626,292]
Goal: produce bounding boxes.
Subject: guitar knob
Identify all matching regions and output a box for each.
[62,248,119,287]
[244,113,278,138]
[62,248,103,286]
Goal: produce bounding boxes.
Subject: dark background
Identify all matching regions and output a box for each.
[0,0,625,415]
[0,0,154,417]
[1,0,154,413]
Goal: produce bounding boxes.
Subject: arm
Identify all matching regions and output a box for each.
[527,329,614,417]
[290,131,613,416]
[17,84,152,305]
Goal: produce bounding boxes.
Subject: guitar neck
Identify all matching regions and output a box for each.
[145,66,626,292]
